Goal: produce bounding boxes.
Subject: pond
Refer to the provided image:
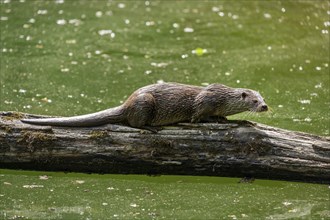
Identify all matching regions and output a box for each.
[1,0,329,219]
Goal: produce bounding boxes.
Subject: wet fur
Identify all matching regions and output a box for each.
[21,82,268,128]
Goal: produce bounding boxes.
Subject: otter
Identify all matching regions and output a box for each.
[21,82,268,129]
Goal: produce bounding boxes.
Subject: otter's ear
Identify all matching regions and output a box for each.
[242,92,247,99]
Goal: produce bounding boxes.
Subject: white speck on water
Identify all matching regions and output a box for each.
[267,46,272,50]
[299,66,303,71]
[124,19,130,24]
[298,99,311,104]
[282,201,292,206]
[232,15,239,20]
[95,11,103,17]
[315,66,322,71]
[225,72,231,76]
[264,13,272,19]
[102,202,108,206]
[19,89,27,93]
[212,7,220,12]
[310,93,318,97]
[228,215,237,220]
[23,184,43,188]
[218,12,225,17]
[145,70,152,75]
[69,19,82,26]
[278,105,283,108]
[61,68,69,72]
[28,18,35,23]
[281,8,286,13]
[41,97,52,103]
[321,30,329,34]
[304,118,312,122]
[68,52,73,56]
[113,214,119,218]
[324,21,330,27]
[157,79,165,84]
[181,54,188,59]
[56,19,66,25]
[75,180,85,184]
[4,100,13,104]
[314,83,322,88]
[151,62,169,68]
[0,17,9,21]
[98,30,115,38]
[130,203,138,207]
[66,39,76,44]
[23,24,30,28]
[173,23,180,28]
[236,80,240,84]
[118,3,126,8]
[145,1,150,6]
[305,59,311,63]
[184,27,194,33]
[95,50,102,55]
[145,21,155,26]
[55,0,64,4]
[37,9,48,15]
[68,95,73,98]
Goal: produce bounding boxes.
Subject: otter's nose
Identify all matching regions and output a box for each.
[261,105,268,111]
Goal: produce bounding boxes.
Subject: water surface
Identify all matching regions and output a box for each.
[0,1,329,219]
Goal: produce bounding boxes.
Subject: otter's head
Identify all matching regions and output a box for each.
[241,89,268,113]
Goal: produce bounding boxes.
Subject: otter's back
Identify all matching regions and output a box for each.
[140,83,202,126]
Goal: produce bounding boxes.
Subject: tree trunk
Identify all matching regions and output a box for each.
[0,111,329,183]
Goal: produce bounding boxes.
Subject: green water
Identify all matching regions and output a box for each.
[1,1,329,219]
[1,169,329,220]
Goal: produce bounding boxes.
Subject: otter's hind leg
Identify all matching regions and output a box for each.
[126,93,155,128]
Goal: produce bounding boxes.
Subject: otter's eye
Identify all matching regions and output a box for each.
[253,100,258,103]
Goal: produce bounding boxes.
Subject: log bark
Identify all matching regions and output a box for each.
[0,111,329,183]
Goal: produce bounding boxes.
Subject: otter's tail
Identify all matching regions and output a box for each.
[21,106,125,127]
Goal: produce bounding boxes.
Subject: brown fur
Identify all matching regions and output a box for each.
[21,82,268,128]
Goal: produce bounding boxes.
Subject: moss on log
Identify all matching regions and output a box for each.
[0,111,329,183]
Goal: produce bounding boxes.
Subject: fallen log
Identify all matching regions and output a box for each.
[0,111,329,183]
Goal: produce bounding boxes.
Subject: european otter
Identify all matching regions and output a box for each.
[21,82,268,128]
